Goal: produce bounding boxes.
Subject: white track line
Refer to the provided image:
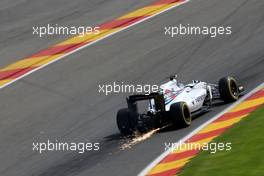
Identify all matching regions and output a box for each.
[138,82,264,176]
[0,0,190,90]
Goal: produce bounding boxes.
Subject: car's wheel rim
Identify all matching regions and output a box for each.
[230,79,239,98]
[183,105,191,124]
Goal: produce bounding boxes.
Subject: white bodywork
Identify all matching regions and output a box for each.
[151,79,211,112]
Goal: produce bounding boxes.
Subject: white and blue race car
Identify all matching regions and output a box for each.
[116,76,244,135]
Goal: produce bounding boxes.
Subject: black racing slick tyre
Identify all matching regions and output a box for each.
[116,108,138,135]
[218,76,239,103]
[170,102,191,127]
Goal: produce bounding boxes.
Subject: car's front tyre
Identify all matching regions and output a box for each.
[218,76,239,103]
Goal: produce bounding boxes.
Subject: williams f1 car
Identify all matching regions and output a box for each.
[116,76,244,135]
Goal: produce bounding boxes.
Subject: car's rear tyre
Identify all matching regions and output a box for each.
[170,102,191,127]
[116,108,138,135]
[218,76,239,103]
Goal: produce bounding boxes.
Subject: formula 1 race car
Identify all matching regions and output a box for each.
[116,76,244,135]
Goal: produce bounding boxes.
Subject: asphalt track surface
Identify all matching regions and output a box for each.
[0,0,264,176]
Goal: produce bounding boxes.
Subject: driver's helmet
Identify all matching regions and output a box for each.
[159,79,184,94]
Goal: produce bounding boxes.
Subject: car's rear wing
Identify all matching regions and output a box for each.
[126,93,165,113]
